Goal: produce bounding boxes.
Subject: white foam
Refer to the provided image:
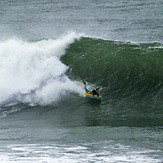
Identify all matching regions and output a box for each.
[0,32,84,105]
[0,144,161,163]
[148,46,163,49]
[0,106,22,118]
[20,77,84,105]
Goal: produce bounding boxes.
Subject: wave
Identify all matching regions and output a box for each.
[62,37,163,109]
[0,33,162,113]
[0,33,162,126]
[0,32,84,106]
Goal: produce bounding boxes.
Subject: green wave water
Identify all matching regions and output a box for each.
[61,37,163,126]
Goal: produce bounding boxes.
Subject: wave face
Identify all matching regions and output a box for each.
[0,33,83,106]
[61,37,163,126]
[63,38,163,96]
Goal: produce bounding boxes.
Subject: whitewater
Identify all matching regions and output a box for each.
[0,33,84,106]
[0,0,162,162]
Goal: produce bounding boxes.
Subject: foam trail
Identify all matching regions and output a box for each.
[0,32,84,105]
[19,77,84,105]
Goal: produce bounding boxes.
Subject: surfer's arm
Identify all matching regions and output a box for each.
[84,85,90,93]
[83,80,91,93]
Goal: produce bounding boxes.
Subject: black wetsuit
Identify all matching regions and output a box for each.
[92,90,99,97]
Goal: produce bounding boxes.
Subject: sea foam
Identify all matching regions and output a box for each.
[0,32,84,105]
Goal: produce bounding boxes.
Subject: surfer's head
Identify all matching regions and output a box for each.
[96,88,100,92]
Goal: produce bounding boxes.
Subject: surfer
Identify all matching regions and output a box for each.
[92,88,100,97]
[82,80,100,97]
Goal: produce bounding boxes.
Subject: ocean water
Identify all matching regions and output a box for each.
[0,0,163,162]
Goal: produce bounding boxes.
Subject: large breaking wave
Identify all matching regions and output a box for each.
[0,32,162,126]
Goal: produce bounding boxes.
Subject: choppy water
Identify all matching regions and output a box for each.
[0,0,163,162]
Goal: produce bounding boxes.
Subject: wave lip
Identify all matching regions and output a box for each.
[0,32,83,106]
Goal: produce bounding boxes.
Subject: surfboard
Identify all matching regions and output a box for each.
[85,93,101,101]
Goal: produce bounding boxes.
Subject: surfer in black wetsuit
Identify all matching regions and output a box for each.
[92,88,100,97]
[82,81,100,97]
